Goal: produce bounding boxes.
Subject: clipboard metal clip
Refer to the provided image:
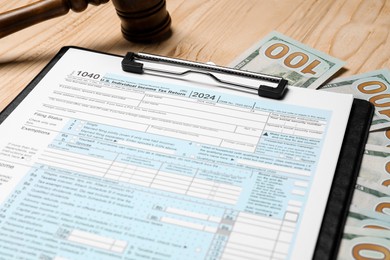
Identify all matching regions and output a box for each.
[121,52,288,99]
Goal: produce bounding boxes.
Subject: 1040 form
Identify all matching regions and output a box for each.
[0,47,353,260]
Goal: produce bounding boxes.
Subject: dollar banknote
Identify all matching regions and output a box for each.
[338,177,390,258]
[367,129,390,147]
[357,177,390,196]
[338,144,390,259]
[358,144,390,193]
[337,227,390,260]
[346,210,390,229]
[229,31,345,89]
[321,69,390,131]
[343,226,390,238]
[349,182,390,218]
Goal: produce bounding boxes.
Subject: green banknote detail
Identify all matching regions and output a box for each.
[230,31,344,89]
[321,69,390,131]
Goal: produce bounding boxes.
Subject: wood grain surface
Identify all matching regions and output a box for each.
[0,0,389,112]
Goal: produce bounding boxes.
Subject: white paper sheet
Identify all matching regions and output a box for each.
[0,48,353,259]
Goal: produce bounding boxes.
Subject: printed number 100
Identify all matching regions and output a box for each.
[264,43,321,75]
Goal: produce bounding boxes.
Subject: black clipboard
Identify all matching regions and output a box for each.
[0,46,374,259]
[313,98,373,259]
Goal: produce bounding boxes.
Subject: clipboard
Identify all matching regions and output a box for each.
[313,98,373,259]
[0,46,374,260]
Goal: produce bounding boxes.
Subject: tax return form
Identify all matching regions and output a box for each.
[0,47,353,260]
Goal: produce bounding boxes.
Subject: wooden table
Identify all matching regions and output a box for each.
[0,0,389,111]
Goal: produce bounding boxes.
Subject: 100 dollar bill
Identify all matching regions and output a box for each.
[230,31,345,89]
[321,69,390,131]
[350,183,390,218]
[337,227,390,260]
[359,144,390,193]
[340,186,390,258]
[346,210,390,230]
[367,129,390,147]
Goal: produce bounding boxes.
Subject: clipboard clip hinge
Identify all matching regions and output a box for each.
[122,52,144,74]
[122,52,288,99]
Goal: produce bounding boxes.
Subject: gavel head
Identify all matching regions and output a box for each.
[70,0,110,12]
[110,0,172,43]
[0,0,171,42]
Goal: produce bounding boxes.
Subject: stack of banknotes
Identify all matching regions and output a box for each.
[230,31,390,259]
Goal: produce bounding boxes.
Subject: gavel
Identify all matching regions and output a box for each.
[0,0,171,42]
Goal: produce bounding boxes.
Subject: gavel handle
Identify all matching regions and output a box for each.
[0,0,108,39]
